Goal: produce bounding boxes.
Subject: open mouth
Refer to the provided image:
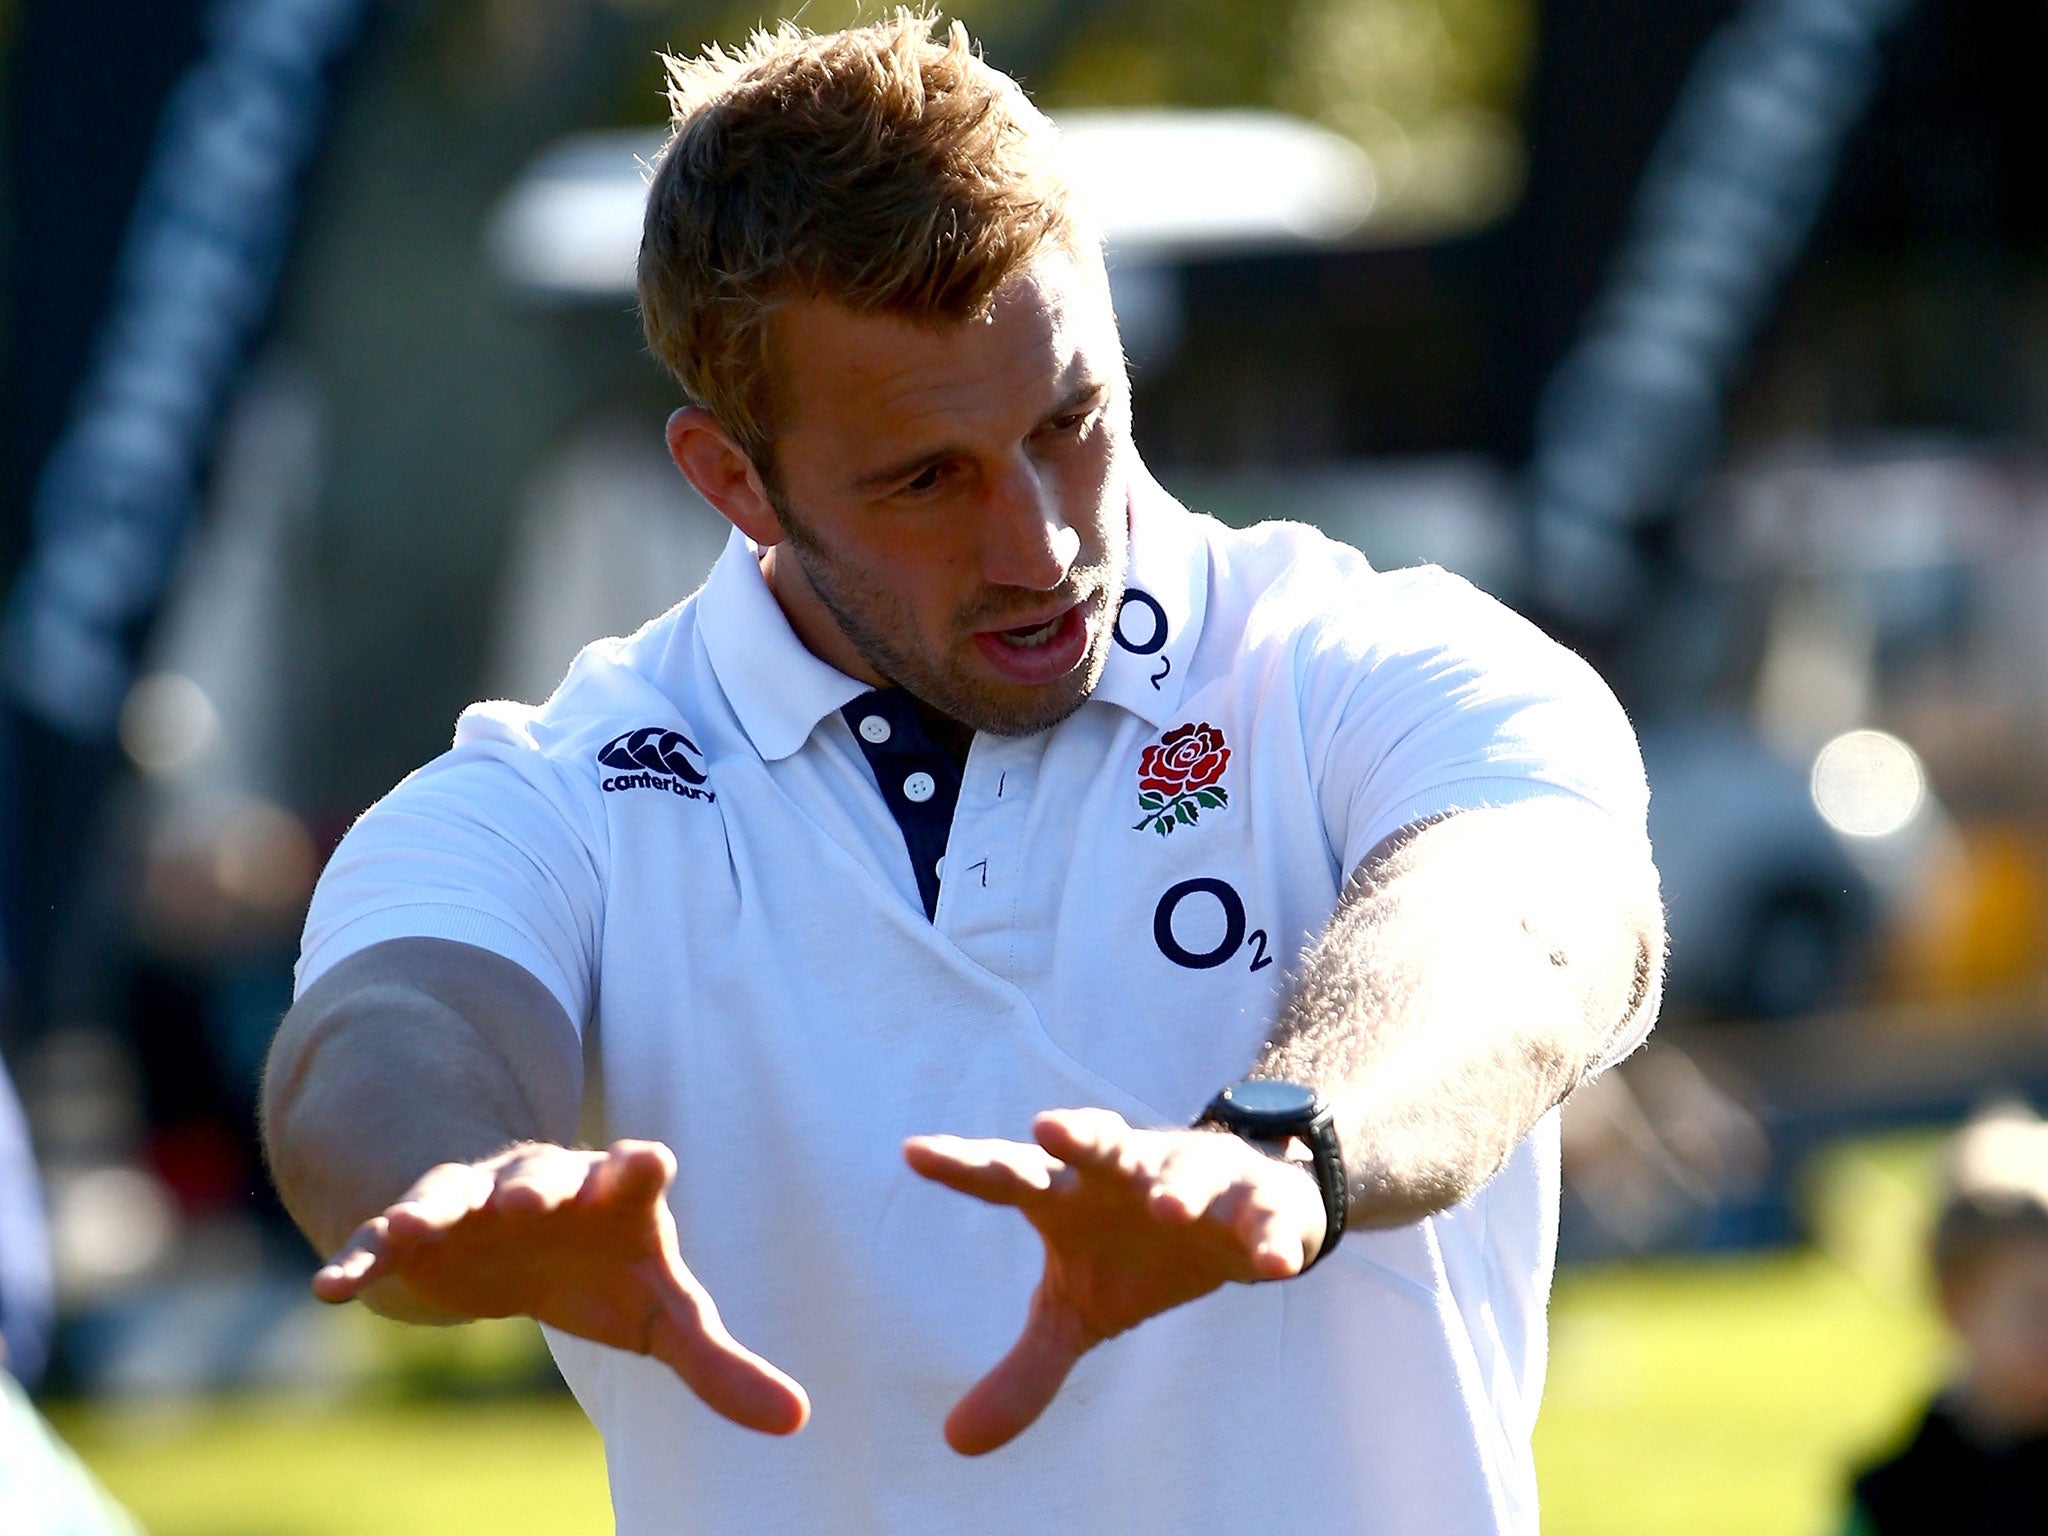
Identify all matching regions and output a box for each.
[992,613,1069,649]
[971,602,1090,684]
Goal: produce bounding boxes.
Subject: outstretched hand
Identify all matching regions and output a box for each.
[904,1108,1327,1455]
[314,1139,809,1435]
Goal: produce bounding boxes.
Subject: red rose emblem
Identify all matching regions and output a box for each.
[1139,722,1230,796]
[1133,722,1232,836]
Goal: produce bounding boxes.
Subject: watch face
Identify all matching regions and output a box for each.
[1223,1080,1318,1119]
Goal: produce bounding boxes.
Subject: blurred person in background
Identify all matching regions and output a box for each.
[0,1051,52,1389]
[264,12,1663,1535]
[0,1055,137,1533]
[1845,1105,2048,1534]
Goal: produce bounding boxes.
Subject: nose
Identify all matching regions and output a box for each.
[980,454,1080,591]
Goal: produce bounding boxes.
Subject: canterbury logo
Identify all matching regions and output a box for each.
[598,727,708,785]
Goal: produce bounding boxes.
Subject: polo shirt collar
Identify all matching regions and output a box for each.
[1089,468,1210,728]
[696,467,1212,758]
[698,528,870,761]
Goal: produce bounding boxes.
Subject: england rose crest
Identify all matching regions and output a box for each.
[1133,721,1230,836]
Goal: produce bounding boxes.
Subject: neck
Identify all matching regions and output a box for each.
[759,542,888,687]
[758,543,975,762]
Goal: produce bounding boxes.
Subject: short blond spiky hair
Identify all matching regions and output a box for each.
[1934,1104,2048,1285]
[638,10,1086,478]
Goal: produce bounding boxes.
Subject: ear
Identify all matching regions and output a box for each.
[666,408,788,545]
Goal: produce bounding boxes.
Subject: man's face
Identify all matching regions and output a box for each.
[758,245,1131,736]
[1945,1233,2048,1434]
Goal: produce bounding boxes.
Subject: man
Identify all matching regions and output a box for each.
[263,13,1663,1533]
[1844,1105,2048,1534]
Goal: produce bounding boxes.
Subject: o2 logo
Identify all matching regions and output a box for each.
[1152,877,1273,972]
[1115,589,1172,690]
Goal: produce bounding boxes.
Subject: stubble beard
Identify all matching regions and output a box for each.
[777,512,1123,738]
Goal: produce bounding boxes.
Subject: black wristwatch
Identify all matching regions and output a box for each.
[1197,1079,1346,1270]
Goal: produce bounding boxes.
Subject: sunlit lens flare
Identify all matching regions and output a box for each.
[119,672,220,776]
[1811,729,1926,839]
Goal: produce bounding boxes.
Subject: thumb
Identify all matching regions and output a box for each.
[644,1273,811,1436]
[943,1291,1088,1456]
[588,1140,810,1435]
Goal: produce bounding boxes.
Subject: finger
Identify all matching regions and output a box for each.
[1247,1166,1325,1278]
[312,1153,502,1301]
[644,1280,810,1435]
[383,1161,497,1241]
[903,1135,1062,1207]
[1249,1227,1308,1280]
[1144,1152,1241,1224]
[312,1215,392,1303]
[1029,1108,1137,1174]
[1227,1183,1310,1279]
[943,1301,1087,1456]
[489,1149,597,1217]
[1200,1164,1317,1278]
[584,1140,677,1207]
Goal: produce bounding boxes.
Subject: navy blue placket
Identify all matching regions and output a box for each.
[840,689,964,921]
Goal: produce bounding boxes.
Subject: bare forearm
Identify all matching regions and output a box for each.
[1255,803,1662,1228]
[259,940,584,1317]
[264,987,543,1251]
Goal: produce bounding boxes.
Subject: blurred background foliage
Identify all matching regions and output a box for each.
[406,0,1532,226]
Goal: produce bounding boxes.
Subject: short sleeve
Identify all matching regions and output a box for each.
[295,701,605,1033]
[1300,562,1650,876]
[1294,562,1655,1072]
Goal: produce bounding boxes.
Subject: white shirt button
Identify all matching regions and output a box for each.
[858,715,892,744]
[934,856,946,880]
[903,771,936,803]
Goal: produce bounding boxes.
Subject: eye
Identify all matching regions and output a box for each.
[900,463,945,495]
[1040,402,1100,441]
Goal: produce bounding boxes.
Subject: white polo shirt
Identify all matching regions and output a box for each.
[298,472,1650,1536]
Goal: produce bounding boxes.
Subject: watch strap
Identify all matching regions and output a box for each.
[1197,1083,1346,1271]
[1296,1110,1346,1269]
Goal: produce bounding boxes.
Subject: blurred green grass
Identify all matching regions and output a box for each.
[1539,1132,1952,1536]
[1540,1251,1943,1536]
[46,1135,1953,1536]
[47,1396,609,1536]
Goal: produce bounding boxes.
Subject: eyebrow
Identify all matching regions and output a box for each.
[848,379,1109,493]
